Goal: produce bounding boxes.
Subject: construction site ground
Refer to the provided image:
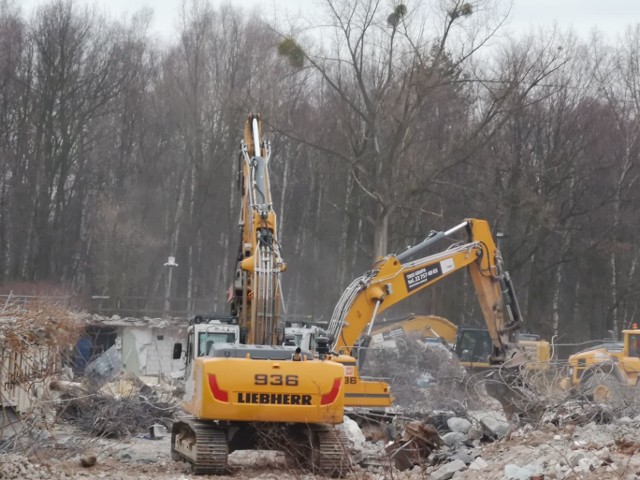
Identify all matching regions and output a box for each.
[2,309,640,479]
[3,403,640,480]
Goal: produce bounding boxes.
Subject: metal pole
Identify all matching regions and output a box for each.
[163,256,178,319]
[396,221,469,263]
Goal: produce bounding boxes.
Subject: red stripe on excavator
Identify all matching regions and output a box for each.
[208,374,229,402]
[321,377,342,405]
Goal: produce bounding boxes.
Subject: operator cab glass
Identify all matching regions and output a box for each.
[199,332,238,356]
[628,333,640,358]
[285,332,316,350]
[455,329,492,363]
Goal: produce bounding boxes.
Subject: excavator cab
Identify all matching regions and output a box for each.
[455,328,493,368]
[627,332,640,358]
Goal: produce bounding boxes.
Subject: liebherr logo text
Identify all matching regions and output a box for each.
[237,392,312,405]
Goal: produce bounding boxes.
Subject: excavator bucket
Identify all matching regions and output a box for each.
[483,368,546,422]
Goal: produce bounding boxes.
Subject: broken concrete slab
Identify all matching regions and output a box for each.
[446,417,471,434]
[480,417,509,438]
[430,459,466,480]
[441,431,465,447]
[468,456,488,470]
[466,427,483,441]
[450,449,474,464]
[504,463,541,480]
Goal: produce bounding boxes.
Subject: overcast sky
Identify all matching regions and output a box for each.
[20,0,639,43]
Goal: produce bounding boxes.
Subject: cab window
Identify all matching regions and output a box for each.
[628,334,640,357]
[185,331,194,368]
[456,330,492,363]
[198,332,237,356]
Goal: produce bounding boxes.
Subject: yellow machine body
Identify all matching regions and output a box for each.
[172,115,353,477]
[329,354,393,407]
[565,329,640,388]
[371,315,458,345]
[183,355,345,424]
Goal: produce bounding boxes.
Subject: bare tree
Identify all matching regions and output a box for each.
[591,27,640,335]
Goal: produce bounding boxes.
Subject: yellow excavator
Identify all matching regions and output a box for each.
[325,218,540,420]
[171,114,349,476]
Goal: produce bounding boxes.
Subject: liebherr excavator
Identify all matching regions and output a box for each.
[326,218,541,420]
[171,114,350,476]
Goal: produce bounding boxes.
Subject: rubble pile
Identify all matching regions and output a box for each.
[385,420,442,470]
[0,300,80,346]
[361,338,468,409]
[450,416,640,479]
[3,308,640,479]
[52,374,180,438]
[0,302,84,455]
[375,404,640,480]
[0,454,53,480]
[3,395,640,479]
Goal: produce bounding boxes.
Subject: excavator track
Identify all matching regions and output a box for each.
[171,418,228,475]
[283,424,351,478]
[313,425,352,477]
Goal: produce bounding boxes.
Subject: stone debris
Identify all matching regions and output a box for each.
[468,456,488,470]
[385,420,442,470]
[429,459,466,480]
[0,454,54,480]
[6,310,640,479]
[450,448,474,464]
[504,463,541,480]
[540,399,616,426]
[446,417,471,434]
[4,392,640,480]
[441,431,465,447]
[474,410,511,438]
[79,454,97,467]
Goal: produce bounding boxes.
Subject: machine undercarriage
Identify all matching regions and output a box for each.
[172,417,351,477]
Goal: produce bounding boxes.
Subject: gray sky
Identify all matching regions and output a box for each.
[19,0,640,43]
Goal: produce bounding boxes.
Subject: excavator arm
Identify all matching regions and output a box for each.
[328,219,524,364]
[230,113,286,345]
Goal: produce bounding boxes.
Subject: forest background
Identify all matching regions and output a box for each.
[1,0,639,344]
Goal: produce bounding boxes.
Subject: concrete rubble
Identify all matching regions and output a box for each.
[2,381,640,480]
[384,420,442,470]
[3,311,640,479]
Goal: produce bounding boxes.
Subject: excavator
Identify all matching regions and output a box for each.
[325,218,541,421]
[171,114,350,476]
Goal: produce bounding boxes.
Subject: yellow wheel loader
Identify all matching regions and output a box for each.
[562,327,640,409]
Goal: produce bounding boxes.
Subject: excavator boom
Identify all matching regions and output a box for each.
[328,219,523,364]
[231,113,285,345]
